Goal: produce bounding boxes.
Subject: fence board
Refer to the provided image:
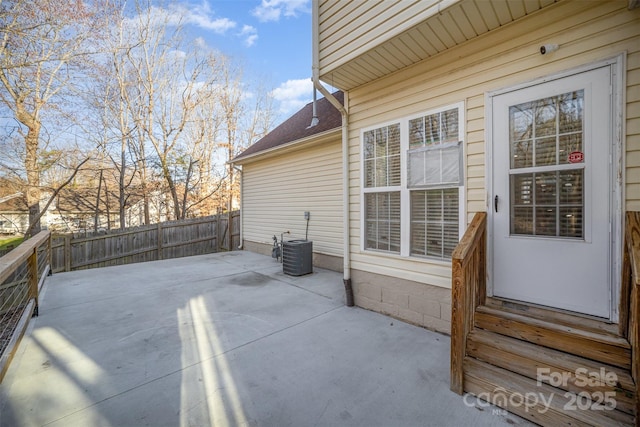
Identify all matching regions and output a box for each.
[51,212,238,273]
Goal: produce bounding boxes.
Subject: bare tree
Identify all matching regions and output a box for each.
[217,64,277,212]
[91,4,141,229]
[121,2,232,220]
[0,0,113,236]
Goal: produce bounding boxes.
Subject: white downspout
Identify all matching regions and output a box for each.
[232,164,243,249]
[312,0,353,306]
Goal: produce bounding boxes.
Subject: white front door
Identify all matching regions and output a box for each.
[490,65,614,319]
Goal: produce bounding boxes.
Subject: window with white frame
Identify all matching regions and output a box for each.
[362,104,464,260]
[363,123,401,253]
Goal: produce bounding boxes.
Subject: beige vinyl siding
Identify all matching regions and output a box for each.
[242,138,343,257]
[345,0,639,288]
[627,51,640,208]
[318,0,445,74]
[317,0,557,90]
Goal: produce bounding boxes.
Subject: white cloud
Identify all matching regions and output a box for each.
[193,36,207,48]
[124,3,236,35]
[271,78,313,115]
[252,0,310,22]
[239,25,258,48]
[170,2,236,34]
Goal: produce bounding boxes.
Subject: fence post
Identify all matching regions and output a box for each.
[47,234,52,276]
[28,247,39,317]
[216,213,220,251]
[227,210,233,252]
[64,235,71,272]
[157,222,163,260]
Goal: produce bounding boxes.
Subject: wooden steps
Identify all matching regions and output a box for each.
[464,358,635,427]
[475,306,632,370]
[463,307,637,426]
[467,329,636,416]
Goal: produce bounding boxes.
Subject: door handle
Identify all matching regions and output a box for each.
[494,195,499,213]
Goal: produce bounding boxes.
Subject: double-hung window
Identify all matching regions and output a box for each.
[362,103,464,261]
[363,123,401,253]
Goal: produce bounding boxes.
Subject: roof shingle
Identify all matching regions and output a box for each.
[233,91,343,162]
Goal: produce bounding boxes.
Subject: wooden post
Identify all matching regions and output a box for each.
[28,247,38,317]
[450,256,465,394]
[64,235,71,272]
[228,210,232,251]
[621,212,640,427]
[157,222,163,260]
[47,234,52,276]
[216,213,220,251]
[449,212,487,395]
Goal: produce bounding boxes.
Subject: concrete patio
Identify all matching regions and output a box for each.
[0,251,529,427]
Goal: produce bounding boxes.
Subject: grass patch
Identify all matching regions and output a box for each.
[0,236,23,251]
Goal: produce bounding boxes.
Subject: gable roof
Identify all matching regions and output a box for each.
[233,91,343,163]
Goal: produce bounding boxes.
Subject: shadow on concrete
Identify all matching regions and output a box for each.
[0,251,530,427]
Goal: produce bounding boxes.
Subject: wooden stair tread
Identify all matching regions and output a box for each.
[467,329,636,416]
[464,357,636,427]
[475,306,632,369]
[484,297,621,336]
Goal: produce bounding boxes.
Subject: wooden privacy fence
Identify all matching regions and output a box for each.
[51,211,240,273]
[0,230,51,382]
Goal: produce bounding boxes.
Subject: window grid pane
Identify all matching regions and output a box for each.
[410,188,459,260]
[363,105,463,258]
[509,90,584,239]
[509,90,584,169]
[510,170,583,238]
[365,192,401,253]
[364,124,401,188]
[409,108,459,148]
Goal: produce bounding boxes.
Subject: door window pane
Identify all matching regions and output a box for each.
[559,91,584,134]
[509,90,584,169]
[510,171,583,238]
[512,207,533,235]
[560,207,583,238]
[511,139,533,169]
[535,173,557,206]
[535,137,556,166]
[512,174,533,206]
[559,134,583,165]
[509,90,584,239]
[535,97,557,137]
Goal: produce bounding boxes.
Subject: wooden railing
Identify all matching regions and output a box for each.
[0,230,51,382]
[450,212,487,394]
[621,211,640,422]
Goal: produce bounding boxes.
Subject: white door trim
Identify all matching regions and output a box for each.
[484,54,625,322]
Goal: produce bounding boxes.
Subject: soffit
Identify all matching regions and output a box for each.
[319,0,558,91]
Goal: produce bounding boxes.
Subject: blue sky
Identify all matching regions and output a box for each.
[166,0,315,118]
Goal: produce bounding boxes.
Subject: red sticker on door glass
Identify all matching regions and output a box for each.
[568,151,584,163]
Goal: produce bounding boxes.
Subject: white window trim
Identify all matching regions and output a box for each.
[360,102,466,261]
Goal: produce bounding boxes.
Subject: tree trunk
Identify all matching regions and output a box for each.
[160,160,181,220]
[119,138,126,229]
[95,169,103,232]
[24,122,41,237]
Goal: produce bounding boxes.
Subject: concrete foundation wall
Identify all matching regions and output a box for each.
[242,240,344,273]
[351,269,451,335]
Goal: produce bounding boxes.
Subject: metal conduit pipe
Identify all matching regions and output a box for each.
[311,0,353,306]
